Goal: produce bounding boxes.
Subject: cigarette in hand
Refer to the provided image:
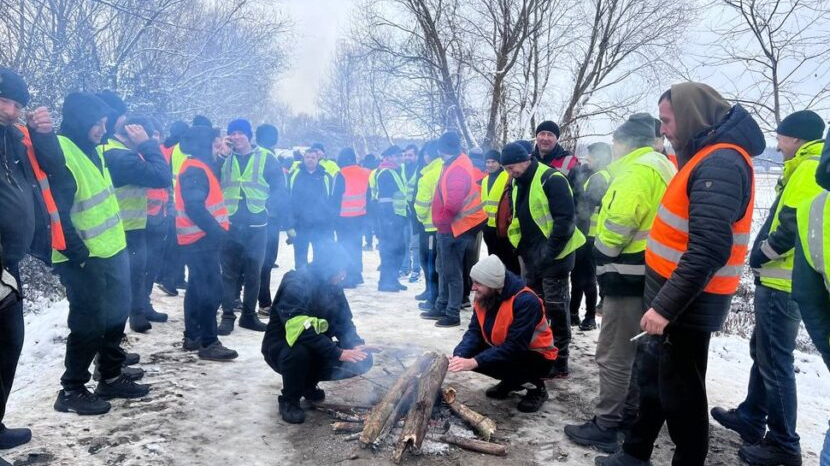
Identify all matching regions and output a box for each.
[630,331,648,342]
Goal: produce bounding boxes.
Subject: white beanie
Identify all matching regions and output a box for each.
[470,255,506,289]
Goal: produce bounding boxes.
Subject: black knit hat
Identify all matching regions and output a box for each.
[381,145,402,158]
[180,125,219,159]
[500,142,530,165]
[437,131,462,156]
[776,110,825,141]
[192,115,212,127]
[255,123,279,148]
[484,149,501,162]
[516,140,533,154]
[338,147,357,166]
[0,67,30,107]
[613,113,657,142]
[535,120,560,137]
[311,142,326,153]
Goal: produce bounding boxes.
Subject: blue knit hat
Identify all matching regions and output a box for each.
[227,118,252,140]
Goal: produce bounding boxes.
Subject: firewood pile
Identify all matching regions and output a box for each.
[314,351,508,463]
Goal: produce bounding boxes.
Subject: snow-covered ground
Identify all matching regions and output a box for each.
[3,233,828,465]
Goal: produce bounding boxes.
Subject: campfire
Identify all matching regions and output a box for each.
[314,351,508,463]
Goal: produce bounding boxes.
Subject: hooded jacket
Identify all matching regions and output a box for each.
[452,271,544,368]
[646,85,764,332]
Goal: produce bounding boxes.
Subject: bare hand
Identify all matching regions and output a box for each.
[447,356,478,372]
[355,345,382,354]
[26,107,53,134]
[339,348,368,363]
[640,308,669,335]
[123,124,150,146]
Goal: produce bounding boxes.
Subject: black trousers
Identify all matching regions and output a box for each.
[294,226,334,270]
[623,328,712,466]
[482,227,520,275]
[0,263,23,425]
[569,238,598,320]
[258,219,281,309]
[144,219,168,310]
[474,350,554,387]
[379,215,407,286]
[336,216,365,284]
[183,246,222,347]
[158,217,185,289]
[263,339,373,402]
[221,224,267,317]
[56,251,130,390]
[527,275,571,374]
[418,231,439,303]
[463,231,482,300]
[125,229,147,316]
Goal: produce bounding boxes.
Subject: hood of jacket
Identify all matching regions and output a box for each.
[59,92,111,154]
[499,271,526,300]
[683,103,766,166]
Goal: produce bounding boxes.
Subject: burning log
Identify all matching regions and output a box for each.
[329,411,366,423]
[359,352,435,447]
[391,354,449,463]
[332,421,365,433]
[312,401,374,412]
[438,434,507,456]
[442,387,497,441]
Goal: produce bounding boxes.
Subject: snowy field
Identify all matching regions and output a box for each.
[3,174,828,465]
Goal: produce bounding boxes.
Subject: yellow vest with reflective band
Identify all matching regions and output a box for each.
[221,147,270,216]
[758,140,824,292]
[289,160,301,174]
[402,163,418,203]
[319,159,340,178]
[594,148,676,276]
[53,136,126,263]
[369,168,379,201]
[171,143,186,187]
[481,170,509,228]
[508,163,585,258]
[288,168,332,196]
[414,159,443,232]
[97,139,148,231]
[797,190,830,296]
[584,169,611,237]
[377,167,408,217]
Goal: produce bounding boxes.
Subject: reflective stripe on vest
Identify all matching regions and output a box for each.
[339,165,370,217]
[414,159,443,232]
[98,139,149,231]
[175,158,230,245]
[377,167,408,217]
[369,169,379,201]
[481,170,509,228]
[171,143,186,187]
[319,159,340,178]
[221,148,269,216]
[645,143,754,294]
[473,287,558,360]
[289,168,332,196]
[798,190,830,294]
[583,169,610,237]
[17,125,66,250]
[148,145,173,217]
[508,164,585,258]
[52,136,126,263]
[436,154,487,237]
[402,163,418,203]
[551,154,577,176]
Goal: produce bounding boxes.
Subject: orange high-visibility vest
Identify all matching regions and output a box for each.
[147,145,173,217]
[436,154,487,237]
[645,143,754,295]
[473,286,558,360]
[17,125,66,251]
[667,153,678,169]
[339,165,370,217]
[174,158,229,245]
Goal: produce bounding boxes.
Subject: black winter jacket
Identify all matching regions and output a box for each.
[645,104,764,332]
[103,139,171,190]
[533,143,580,187]
[288,167,333,231]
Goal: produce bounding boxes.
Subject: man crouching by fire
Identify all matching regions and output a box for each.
[448,255,557,413]
[261,244,380,424]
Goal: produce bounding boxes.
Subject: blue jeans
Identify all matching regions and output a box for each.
[822,421,830,466]
[435,231,473,319]
[736,284,802,454]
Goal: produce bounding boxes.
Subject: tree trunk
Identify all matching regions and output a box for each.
[391,354,449,463]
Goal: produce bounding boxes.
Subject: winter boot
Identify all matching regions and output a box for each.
[278,396,305,424]
[564,418,620,453]
[303,385,326,403]
[258,306,271,317]
[157,282,178,297]
[461,298,471,310]
[0,425,31,449]
[217,315,236,336]
[94,375,150,400]
[145,306,168,323]
[517,382,548,413]
[738,439,802,466]
[408,272,420,283]
[378,282,400,292]
[435,316,460,327]
[579,317,597,331]
[420,309,443,320]
[93,365,144,382]
[594,451,652,466]
[182,337,200,352]
[571,313,582,327]
[485,381,524,400]
[395,281,408,291]
[239,312,267,332]
[123,352,140,366]
[129,311,152,333]
[198,341,239,361]
[711,407,764,445]
[54,387,111,415]
[418,301,434,312]
[414,290,430,301]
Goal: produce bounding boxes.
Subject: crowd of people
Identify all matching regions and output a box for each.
[0,65,829,466]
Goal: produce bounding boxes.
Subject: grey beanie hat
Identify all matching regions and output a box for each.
[613,113,658,142]
[470,255,506,289]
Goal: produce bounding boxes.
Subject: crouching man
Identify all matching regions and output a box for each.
[448,255,558,413]
[261,246,378,424]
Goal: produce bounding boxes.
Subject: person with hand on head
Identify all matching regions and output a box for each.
[261,245,377,424]
[449,255,557,413]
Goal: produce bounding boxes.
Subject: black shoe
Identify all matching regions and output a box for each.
[123,352,140,366]
[198,341,238,361]
[435,316,460,327]
[461,299,471,310]
[182,337,200,352]
[54,387,111,415]
[395,282,408,291]
[418,301,434,312]
[278,396,306,424]
[414,291,430,301]
[579,317,597,331]
[517,384,548,413]
[738,438,801,466]
[408,273,420,283]
[145,307,168,323]
[239,313,267,332]
[94,366,144,382]
[711,407,763,445]
[258,306,271,317]
[0,425,31,449]
[157,283,178,297]
[571,314,582,327]
[420,309,443,320]
[564,418,620,453]
[217,315,236,336]
[594,451,652,466]
[485,381,523,400]
[378,283,400,292]
[129,313,152,333]
[94,375,150,400]
[303,386,326,403]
